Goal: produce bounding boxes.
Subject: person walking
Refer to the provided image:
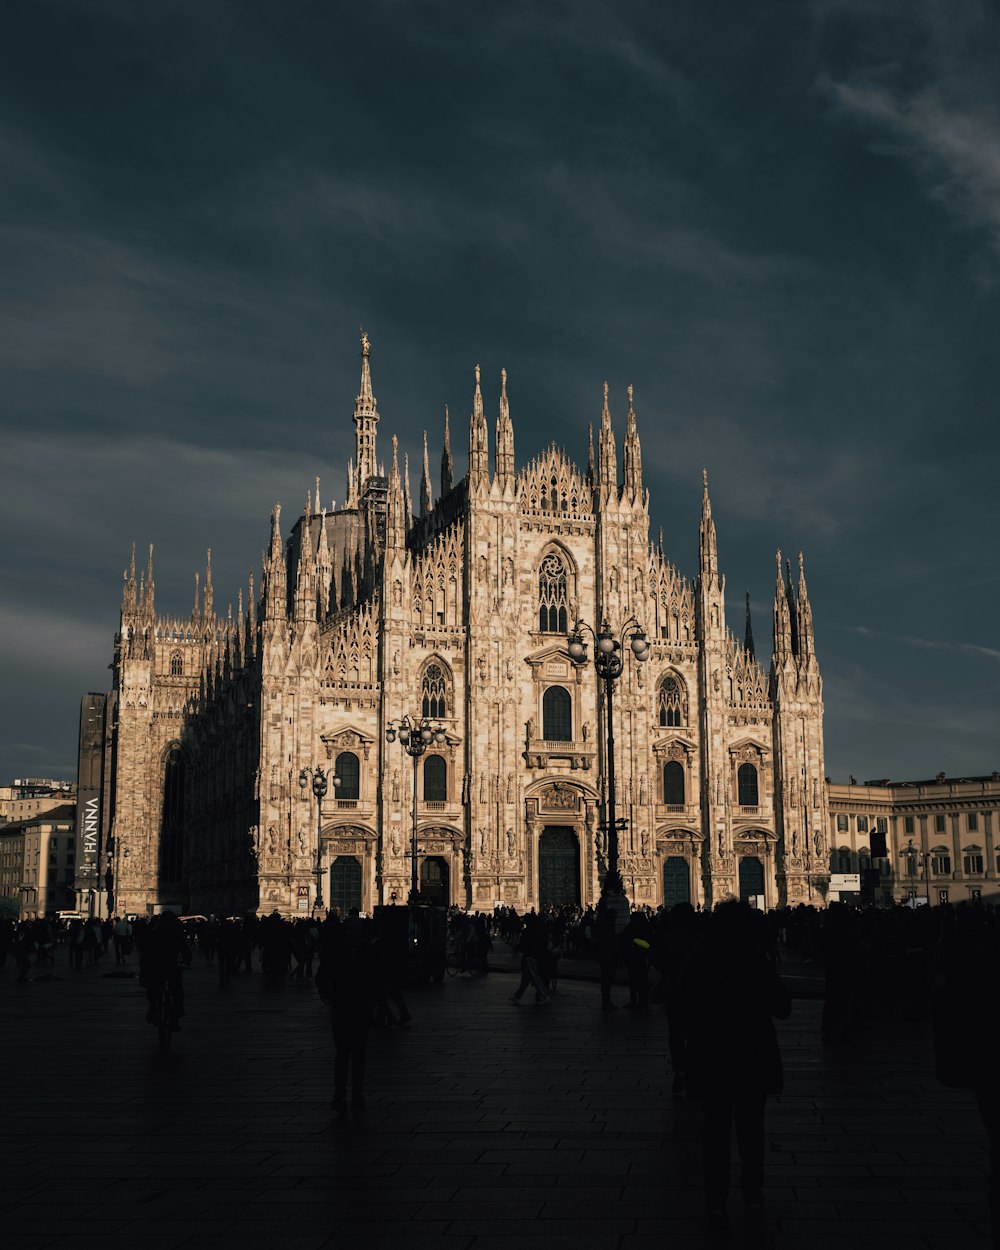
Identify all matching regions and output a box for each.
[509,912,551,1004]
[317,916,377,1114]
[682,900,790,1230]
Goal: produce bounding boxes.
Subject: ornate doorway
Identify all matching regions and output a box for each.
[420,856,449,906]
[538,827,580,908]
[329,855,362,915]
[738,855,765,902]
[663,856,691,909]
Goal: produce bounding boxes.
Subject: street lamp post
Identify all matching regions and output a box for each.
[567,617,650,906]
[385,716,447,904]
[299,765,340,914]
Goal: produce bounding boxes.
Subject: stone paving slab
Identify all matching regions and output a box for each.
[1,952,992,1248]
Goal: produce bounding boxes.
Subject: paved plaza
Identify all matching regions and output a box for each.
[1,949,992,1249]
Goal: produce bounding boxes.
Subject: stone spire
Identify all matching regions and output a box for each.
[353,330,379,492]
[316,507,331,617]
[293,492,316,623]
[744,591,755,661]
[346,458,358,509]
[469,363,490,487]
[772,549,793,665]
[121,543,137,617]
[420,430,433,516]
[495,367,514,487]
[622,384,643,501]
[386,434,406,550]
[203,548,214,620]
[192,572,200,623]
[587,422,595,485]
[143,544,155,620]
[796,551,814,662]
[403,452,414,531]
[698,469,718,586]
[264,505,286,621]
[598,382,617,494]
[786,557,799,657]
[440,405,454,496]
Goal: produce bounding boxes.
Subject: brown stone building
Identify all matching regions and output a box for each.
[101,338,828,917]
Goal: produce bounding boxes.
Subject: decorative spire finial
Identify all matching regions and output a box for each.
[360,328,370,358]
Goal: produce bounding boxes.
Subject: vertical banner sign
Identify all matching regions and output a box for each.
[77,790,101,886]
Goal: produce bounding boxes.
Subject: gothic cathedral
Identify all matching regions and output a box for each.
[107,337,828,917]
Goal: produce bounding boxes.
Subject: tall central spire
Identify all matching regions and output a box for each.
[353,330,380,492]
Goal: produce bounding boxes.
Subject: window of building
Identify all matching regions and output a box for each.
[542,686,572,741]
[170,652,183,677]
[421,662,449,720]
[658,676,684,728]
[335,752,360,800]
[935,814,946,833]
[837,849,852,873]
[737,763,759,807]
[537,550,569,634]
[836,814,849,832]
[876,817,888,833]
[968,812,979,832]
[964,851,984,876]
[904,816,915,834]
[423,755,447,803]
[931,853,952,875]
[663,761,685,806]
[857,816,868,834]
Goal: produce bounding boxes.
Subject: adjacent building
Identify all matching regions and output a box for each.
[0,805,78,919]
[827,774,1000,905]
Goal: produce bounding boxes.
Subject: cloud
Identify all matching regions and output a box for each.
[829,81,1000,259]
[837,623,1000,664]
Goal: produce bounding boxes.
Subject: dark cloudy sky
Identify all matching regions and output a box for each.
[1,0,997,785]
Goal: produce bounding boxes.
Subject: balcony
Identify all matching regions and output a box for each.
[336,799,359,810]
[423,800,447,811]
[740,806,760,816]
[524,738,596,772]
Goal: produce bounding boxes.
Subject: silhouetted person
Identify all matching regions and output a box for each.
[657,902,700,1091]
[821,903,861,1042]
[683,900,791,1229]
[623,910,652,1010]
[933,906,1000,1247]
[595,894,626,1010]
[139,911,191,1028]
[317,916,377,1113]
[509,912,551,1004]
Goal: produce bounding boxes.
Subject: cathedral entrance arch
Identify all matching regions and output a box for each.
[538,827,580,908]
[329,856,362,915]
[738,855,765,903]
[420,856,449,906]
[663,857,691,909]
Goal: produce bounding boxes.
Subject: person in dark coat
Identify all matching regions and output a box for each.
[682,900,791,1228]
[317,916,378,1113]
[933,906,1000,1248]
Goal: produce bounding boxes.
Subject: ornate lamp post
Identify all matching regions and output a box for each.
[385,716,447,904]
[568,617,650,906]
[299,765,340,914]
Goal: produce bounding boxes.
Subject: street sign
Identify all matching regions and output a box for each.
[829,873,861,891]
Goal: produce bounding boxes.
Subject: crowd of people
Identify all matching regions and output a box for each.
[3,895,998,1238]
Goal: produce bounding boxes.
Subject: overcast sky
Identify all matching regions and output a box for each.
[1,0,997,785]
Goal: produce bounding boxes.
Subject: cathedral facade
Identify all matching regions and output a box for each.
[106,338,828,918]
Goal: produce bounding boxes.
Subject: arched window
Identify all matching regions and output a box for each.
[421,662,449,719]
[335,751,360,800]
[170,651,183,677]
[538,550,569,634]
[423,755,447,802]
[737,762,759,806]
[542,685,572,741]
[837,849,852,874]
[663,760,685,806]
[658,676,683,727]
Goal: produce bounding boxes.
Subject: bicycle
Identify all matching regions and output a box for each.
[445,941,463,977]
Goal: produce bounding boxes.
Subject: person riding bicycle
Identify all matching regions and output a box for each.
[139,911,191,1029]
